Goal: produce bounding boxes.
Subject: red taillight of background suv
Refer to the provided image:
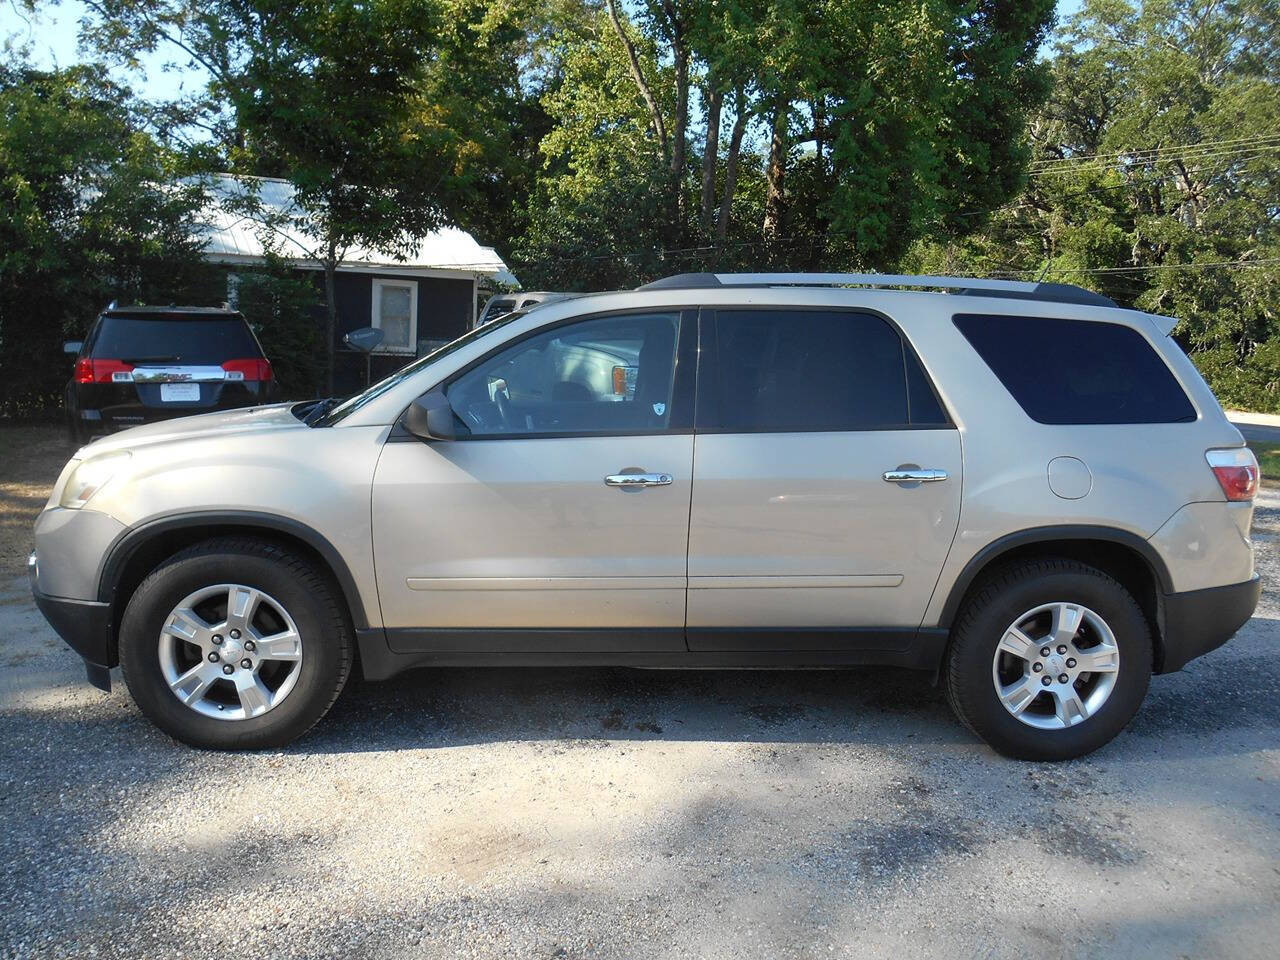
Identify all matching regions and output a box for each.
[1206,447,1260,501]
[74,358,135,384]
[221,358,274,382]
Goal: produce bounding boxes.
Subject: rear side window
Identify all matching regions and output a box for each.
[709,309,949,432]
[954,314,1195,425]
[90,314,261,364]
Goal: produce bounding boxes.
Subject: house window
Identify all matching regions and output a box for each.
[372,279,418,354]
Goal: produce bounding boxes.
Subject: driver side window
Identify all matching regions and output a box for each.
[446,312,681,437]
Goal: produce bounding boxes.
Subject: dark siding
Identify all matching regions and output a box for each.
[323,270,474,395]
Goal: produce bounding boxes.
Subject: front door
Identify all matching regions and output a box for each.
[372,309,695,653]
[686,307,962,650]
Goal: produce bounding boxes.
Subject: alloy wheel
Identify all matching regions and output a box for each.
[990,601,1120,730]
[158,583,304,721]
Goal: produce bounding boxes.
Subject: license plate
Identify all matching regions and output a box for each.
[160,383,201,402]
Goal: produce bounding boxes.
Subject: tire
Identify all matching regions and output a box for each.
[119,537,353,749]
[944,558,1152,761]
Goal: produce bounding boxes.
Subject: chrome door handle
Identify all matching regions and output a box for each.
[883,469,948,483]
[604,472,672,488]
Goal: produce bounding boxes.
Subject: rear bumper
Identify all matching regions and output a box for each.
[1158,575,1260,673]
[29,561,114,691]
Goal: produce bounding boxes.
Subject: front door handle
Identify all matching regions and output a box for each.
[883,468,949,484]
[604,472,672,489]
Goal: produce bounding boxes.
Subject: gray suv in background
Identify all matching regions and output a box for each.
[29,273,1260,759]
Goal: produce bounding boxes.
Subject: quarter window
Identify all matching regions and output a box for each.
[710,309,946,432]
[447,312,681,436]
[953,314,1196,424]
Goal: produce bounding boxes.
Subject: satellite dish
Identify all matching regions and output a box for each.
[344,327,385,353]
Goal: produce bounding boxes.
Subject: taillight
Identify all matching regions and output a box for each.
[74,359,133,383]
[222,358,273,382]
[1206,447,1259,501]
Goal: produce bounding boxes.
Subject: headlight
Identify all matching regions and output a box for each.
[59,452,131,509]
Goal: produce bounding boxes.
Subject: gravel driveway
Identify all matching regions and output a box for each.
[2,495,1278,959]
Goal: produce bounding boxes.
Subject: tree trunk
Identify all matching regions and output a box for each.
[700,87,722,236]
[668,36,689,242]
[323,249,338,396]
[763,94,789,242]
[715,89,749,247]
[605,0,668,160]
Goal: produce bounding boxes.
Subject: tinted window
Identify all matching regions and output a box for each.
[711,310,944,431]
[448,312,680,436]
[905,349,948,425]
[92,314,260,363]
[954,314,1195,424]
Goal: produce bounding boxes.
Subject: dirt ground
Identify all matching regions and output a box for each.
[0,425,75,577]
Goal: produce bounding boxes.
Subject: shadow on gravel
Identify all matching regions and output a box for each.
[300,664,963,755]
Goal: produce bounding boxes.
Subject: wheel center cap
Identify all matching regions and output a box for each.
[1046,653,1066,674]
[221,637,244,662]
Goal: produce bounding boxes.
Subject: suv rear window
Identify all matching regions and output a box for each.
[954,314,1195,425]
[90,313,261,364]
[709,309,949,432]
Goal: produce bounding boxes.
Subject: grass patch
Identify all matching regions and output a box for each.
[1250,442,1280,481]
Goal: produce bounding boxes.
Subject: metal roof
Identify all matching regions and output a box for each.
[195,174,516,281]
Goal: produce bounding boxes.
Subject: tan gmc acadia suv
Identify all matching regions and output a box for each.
[29,272,1262,759]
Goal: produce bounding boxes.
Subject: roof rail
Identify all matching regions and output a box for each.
[638,272,1117,308]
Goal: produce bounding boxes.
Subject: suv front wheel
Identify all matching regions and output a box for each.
[120,538,353,749]
[945,559,1153,761]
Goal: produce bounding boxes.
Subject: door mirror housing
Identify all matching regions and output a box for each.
[63,341,83,355]
[404,388,457,442]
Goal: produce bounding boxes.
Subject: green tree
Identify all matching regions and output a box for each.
[232,253,324,399]
[78,0,483,392]
[0,60,212,416]
[519,0,1055,286]
[909,0,1280,410]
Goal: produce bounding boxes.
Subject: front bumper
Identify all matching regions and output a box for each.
[1158,575,1261,673]
[29,558,114,691]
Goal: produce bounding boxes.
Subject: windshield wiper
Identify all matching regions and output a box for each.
[303,397,341,426]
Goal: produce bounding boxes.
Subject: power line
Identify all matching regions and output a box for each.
[1030,142,1280,177]
[1026,133,1280,171]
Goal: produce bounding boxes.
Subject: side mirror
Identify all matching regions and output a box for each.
[63,341,83,355]
[403,388,457,442]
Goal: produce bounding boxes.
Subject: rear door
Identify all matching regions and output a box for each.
[371,309,696,651]
[686,307,962,650]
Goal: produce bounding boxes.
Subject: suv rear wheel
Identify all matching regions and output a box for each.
[945,559,1152,761]
[119,538,353,749]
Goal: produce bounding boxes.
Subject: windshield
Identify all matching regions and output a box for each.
[316,311,526,426]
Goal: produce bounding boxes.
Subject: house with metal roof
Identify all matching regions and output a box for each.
[196,174,517,389]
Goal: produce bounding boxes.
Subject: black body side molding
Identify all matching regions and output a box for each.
[936,524,1174,629]
[96,511,372,629]
[355,626,949,681]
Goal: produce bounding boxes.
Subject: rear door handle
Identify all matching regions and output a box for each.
[604,472,672,489]
[883,469,948,484]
